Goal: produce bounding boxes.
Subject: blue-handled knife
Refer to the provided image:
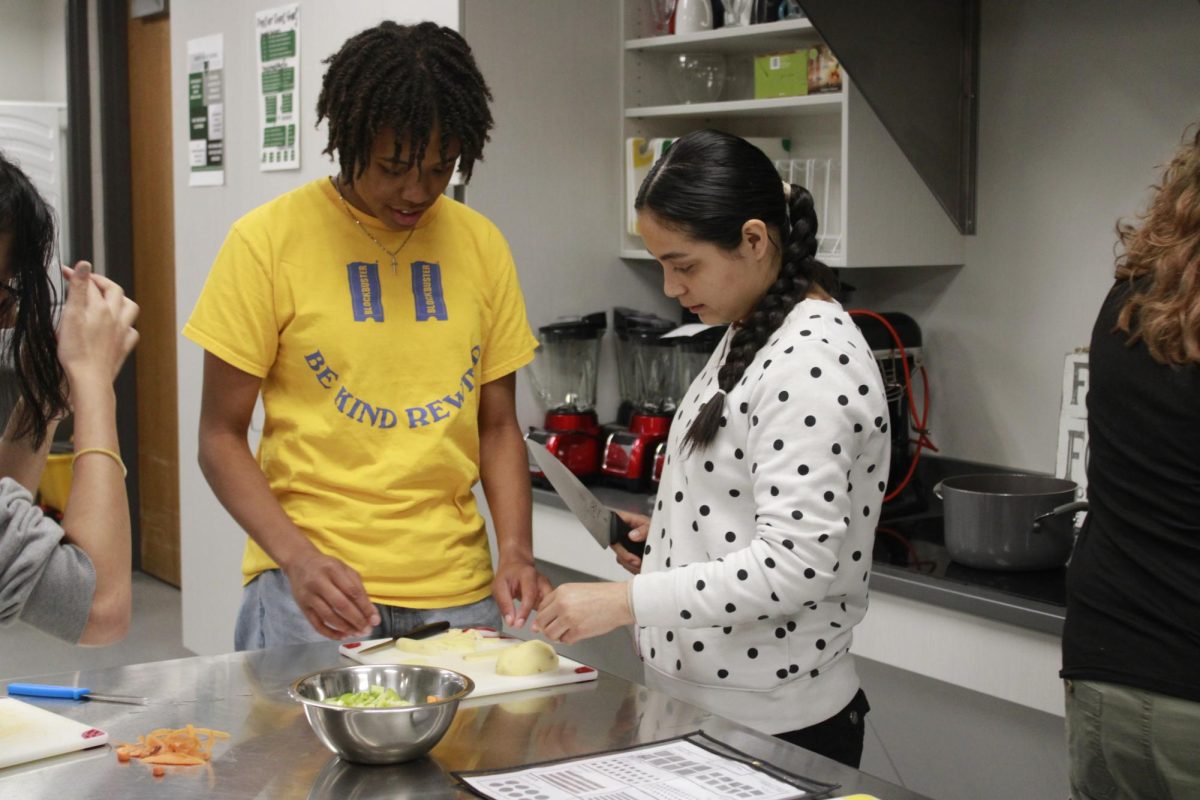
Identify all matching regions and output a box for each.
[6,682,148,705]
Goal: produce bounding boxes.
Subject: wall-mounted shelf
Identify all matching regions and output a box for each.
[625,93,843,119]
[625,17,820,54]
[622,246,847,269]
[620,3,963,268]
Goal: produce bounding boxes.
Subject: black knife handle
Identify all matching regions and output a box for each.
[610,514,644,557]
[405,620,451,640]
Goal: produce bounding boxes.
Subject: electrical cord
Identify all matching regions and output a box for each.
[847,309,938,502]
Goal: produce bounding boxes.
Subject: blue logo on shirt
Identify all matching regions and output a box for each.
[304,345,481,430]
[411,261,448,321]
[347,262,384,322]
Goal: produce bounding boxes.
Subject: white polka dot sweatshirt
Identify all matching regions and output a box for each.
[629,299,891,734]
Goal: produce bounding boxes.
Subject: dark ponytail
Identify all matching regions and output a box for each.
[0,152,69,447]
[635,129,837,452]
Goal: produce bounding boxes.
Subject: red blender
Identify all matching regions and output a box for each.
[652,324,727,485]
[601,318,678,491]
[526,312,606,483]
[601,307,661,448]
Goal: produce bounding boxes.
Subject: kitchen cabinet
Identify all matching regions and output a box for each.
[620,5,964,268]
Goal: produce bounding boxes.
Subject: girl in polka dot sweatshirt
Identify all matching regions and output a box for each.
[535,130,890,767]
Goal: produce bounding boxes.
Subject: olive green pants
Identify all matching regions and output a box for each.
[1065,679,1200,800]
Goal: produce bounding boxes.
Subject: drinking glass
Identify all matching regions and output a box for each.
[721,0,753,27]
[646,0,677,35]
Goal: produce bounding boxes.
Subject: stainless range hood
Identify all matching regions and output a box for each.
[800,0,980,235]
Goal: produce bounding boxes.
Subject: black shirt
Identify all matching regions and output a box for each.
[1061,279,1200,702]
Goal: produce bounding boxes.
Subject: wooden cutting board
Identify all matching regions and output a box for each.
[338,631,598,699]
[0,698,110,770]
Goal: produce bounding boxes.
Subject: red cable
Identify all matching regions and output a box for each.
[847,309,939,502]
[874,526,937,573]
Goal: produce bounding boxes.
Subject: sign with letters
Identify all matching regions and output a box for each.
[1056,350,1089,500]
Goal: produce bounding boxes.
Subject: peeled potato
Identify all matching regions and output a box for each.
[495,640,559,676]
[395,628,483,654]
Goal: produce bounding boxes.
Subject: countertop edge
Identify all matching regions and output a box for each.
[531,486,1066,637]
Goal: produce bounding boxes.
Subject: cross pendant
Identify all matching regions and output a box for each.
[390,256,398,275]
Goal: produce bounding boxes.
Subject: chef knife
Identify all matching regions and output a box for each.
[6,683,148,706]
[352,619,451,656]
[525,439,644,557]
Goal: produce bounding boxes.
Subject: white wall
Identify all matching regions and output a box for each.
[171,1,461,655]
[463,0,678,431]
[0,0,66,103]
[852,0,1200,473]
[41,0,66,104]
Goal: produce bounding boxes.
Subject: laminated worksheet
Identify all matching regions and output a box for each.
[455,734,840,799]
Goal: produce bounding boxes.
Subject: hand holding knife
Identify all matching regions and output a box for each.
[525,439,645,557]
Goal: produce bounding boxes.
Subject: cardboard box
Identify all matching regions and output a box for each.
[806,44,843,94]
[754,51,808,99]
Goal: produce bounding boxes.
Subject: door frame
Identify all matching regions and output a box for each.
[66,0,143,569]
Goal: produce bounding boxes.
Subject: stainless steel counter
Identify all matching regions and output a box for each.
[0,643,928,798]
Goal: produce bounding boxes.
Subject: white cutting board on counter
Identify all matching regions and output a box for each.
[338,631,598,699]
[0,698,110,770]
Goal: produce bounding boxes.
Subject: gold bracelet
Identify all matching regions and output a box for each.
[72,447,128,478]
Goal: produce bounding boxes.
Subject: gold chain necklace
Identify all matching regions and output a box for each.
[330,176,416,274]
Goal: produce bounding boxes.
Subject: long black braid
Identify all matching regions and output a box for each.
[635,130,838,452]
[316,21,494,183]
[0,151,68,447]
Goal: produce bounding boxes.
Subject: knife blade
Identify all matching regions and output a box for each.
[6,683,148,706]
[352,619,451,656]
[525,438,644,557]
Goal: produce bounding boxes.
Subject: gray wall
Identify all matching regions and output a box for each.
[852,0,1200,473]
[0,0,67,103]
[171,0,460,655]
[464,0,678,431]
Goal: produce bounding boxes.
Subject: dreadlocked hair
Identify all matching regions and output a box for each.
[635,130,838,453]
[316,21,494,183]
[0,151,68,447]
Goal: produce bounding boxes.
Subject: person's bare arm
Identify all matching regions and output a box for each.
[54,263,138,645]
[480,373,550,628]
[197,352,378,639]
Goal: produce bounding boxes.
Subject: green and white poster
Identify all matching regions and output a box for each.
[257,4,300,171]
[187,33,225,187]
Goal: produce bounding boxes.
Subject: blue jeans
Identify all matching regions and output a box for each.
[234,569,502,651]
[1065,679,1200,800]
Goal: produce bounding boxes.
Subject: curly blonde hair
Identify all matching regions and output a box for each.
[1113,125,1200,365]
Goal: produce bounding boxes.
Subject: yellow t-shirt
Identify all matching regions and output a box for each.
[183,178,537,607]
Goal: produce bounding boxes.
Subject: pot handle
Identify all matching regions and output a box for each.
[932,480,944,500]
[1032,500,1089,532]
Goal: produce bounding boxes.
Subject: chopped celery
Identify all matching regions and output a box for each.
[327,684,412,708]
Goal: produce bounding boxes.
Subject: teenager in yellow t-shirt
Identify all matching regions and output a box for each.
[184,22,549,649]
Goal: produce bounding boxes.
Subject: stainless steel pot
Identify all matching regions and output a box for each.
[933,474,1088,571]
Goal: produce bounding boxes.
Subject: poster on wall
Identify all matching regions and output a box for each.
[1057,349,1089,519]
[256,4,300,171]
[187,33,225,187]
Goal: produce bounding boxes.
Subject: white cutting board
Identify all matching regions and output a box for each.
[0,698,110,770]
[338,632,598,698]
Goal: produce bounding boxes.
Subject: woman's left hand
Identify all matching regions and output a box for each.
[533,582,634,644]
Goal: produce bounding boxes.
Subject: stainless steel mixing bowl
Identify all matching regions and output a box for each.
[289,664,474,764]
